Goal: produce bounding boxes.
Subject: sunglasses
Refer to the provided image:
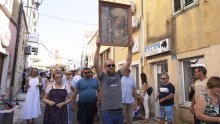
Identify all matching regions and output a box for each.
[84,72,90,74]
[161,77,166,80]
[66,73,71,75]
[106,64,115,68]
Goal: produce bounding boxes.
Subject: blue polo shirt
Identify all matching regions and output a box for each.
[76,78,99,103]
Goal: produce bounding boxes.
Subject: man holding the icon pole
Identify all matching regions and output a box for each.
[93,37,134,123]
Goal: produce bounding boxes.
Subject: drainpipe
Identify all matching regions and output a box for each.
[140,0,145,73]
[10,2,23,99]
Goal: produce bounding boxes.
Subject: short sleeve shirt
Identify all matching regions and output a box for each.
[121,75,136,103]
[76,78,99,103]
[194,78,208,102]
[158,83,175,106]
[62,77,75,88]
[99,70,123,110]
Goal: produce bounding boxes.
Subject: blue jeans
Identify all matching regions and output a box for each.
[101,109,123,124]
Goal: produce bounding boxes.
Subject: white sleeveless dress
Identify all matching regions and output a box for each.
[21,77,41,119]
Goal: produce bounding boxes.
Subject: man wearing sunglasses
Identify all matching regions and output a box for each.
[93,37,134,124]
[156,73,175,124]
[72,67,100,124]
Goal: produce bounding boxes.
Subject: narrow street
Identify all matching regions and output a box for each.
[1,0,220,124]
[13,93,159,124]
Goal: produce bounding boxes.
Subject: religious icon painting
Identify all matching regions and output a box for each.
[99,1,132,47]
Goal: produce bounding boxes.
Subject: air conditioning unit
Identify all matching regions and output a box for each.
[25,45,32,55]
[32,47,38,53]
[132,16,140,31]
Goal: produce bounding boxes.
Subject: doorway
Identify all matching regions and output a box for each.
[154,61,168,117]
[131,65,140,89]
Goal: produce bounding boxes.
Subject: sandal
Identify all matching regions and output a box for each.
[143,119,149,123]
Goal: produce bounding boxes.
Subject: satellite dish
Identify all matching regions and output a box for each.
[1,28,11,47]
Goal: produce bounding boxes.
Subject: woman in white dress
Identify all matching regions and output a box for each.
[21,68,42,124]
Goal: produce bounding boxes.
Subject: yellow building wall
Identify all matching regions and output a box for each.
[98,0,220,123]
[175,0,220,53]
[111,0,142,68]
[143,0,220,123]
[144,0,172,43]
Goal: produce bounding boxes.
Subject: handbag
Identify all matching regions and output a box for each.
[147,87,153,96]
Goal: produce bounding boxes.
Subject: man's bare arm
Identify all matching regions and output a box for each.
[94,37,103,78]
[120,39,134,74]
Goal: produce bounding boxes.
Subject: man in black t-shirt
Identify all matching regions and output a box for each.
[156,73,175,124]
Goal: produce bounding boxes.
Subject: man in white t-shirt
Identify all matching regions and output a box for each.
[121,69,137,124]
[73,70,82,83]
[190,66,208,124]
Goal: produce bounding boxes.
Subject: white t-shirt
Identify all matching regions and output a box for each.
[73,75,82,84]
[45,83,71,94]
[194,78,208,102]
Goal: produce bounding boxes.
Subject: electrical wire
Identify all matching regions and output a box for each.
[38,12,98,26]
[40,42,54,56]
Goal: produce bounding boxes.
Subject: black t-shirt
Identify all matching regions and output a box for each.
[158,83,175,106]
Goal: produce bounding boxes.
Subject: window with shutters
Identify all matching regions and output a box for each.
[172,0,198,16]
[1,0,14,13]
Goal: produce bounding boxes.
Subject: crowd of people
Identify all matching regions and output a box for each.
[20,38,220,124]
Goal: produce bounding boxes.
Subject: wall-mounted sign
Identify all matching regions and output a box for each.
[27,33,39,43]
[145,38,171,57]
[132,37,139,53]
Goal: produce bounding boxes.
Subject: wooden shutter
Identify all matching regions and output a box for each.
[172,0,183,16]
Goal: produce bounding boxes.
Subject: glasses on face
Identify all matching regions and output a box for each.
[66,73,71,75]
[106,64,115,68]
[84,72,90,74]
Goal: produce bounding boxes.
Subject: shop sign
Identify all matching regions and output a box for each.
[27,33,39,43]
[145,38,171,57]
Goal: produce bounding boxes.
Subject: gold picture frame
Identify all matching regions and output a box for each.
[99,1,132,47]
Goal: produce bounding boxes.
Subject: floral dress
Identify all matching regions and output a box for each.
[201,92,220,124]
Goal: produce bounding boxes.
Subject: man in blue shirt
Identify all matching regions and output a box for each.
[72,67,100,124]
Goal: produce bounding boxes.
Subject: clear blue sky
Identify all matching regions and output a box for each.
[37,0,98,61]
